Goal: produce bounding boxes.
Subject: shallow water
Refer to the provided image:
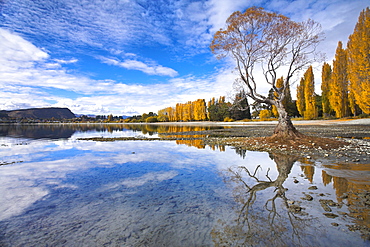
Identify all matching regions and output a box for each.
[0,124,369,246]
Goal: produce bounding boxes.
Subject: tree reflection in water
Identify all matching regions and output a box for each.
[212,153,315,247]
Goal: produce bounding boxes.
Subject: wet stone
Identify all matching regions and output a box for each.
[320,199,339,207]
[308,186,318,190]
[288,204,304,213]
[301,194,314,201]
[324,213,339,218]
[320,203,332,212]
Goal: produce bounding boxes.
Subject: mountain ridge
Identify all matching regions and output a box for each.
[1,107,76,119]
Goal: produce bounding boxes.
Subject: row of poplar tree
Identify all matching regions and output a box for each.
[157,8,369,122]
[157,95,252,122]
[297,7,369,119]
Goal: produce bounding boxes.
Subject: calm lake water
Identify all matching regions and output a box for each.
[0,124,369,246]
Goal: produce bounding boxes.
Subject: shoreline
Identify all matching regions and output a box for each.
[1,118,369,126]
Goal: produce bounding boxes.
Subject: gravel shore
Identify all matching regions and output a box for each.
[159,118,370,165]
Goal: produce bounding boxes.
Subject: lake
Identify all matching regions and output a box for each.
[0,124,369,246]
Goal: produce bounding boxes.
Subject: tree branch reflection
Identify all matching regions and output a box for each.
[212,153,315,247]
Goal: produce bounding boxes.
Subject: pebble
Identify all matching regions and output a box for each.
[301,194,313,201]
[323,213,339,218]
[320,203,332,212]
[288,204,304,213]
[308,186,318,190]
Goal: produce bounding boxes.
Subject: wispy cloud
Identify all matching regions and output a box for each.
[0,28,48,69]
[0,0,176,52]
[99,56,178,77]
[106,171,178,189]
[0,28,232,115]
[262,0,368,61]
[1,0,367,57]
[0,0,368,115]
[0,0,252,55]
[55,58,78,64]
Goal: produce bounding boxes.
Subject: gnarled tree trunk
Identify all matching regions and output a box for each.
[273,101,304,139]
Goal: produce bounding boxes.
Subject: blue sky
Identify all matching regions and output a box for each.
[0,0,368,116]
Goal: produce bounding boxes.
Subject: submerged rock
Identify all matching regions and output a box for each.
[320,203,332,212]
[301,194,314,201]
[288,204,304,213]
[308,186,318,190]
[324,213,339,218]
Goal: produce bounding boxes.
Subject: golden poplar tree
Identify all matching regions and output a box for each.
[175,103,182,121]
[330,41,349,118]
[321,62,332,117]
[303,66,317,119]
[348,90,358,116]
[193,99,207,121]
[296,77,305,117]
[169,107,176,121]
[184,101,193,121]
[347,7,370,114]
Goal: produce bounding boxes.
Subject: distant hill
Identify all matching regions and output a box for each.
[1,107,76,120]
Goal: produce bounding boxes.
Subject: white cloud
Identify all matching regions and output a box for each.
[0,0,174,50]
[106,171,178,189]
[262,0,368,62]
[0,28,234,115]
[55,58,78,64]
[99,56,178,77]
[1,1,367,116]
[0,28,48,70]
[206,0,260,34]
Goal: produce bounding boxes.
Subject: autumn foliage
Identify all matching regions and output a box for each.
[347,7,370,114]
[320,7,370,118]
[158,99,207,122]
[152,7,369,124]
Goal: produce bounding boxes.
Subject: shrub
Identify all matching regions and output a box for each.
[146,116,158,123]
[358,113,369,119]
[259,109,272,120]
[223,117,234,122]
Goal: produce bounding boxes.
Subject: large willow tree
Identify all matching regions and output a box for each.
[210,7,323,138]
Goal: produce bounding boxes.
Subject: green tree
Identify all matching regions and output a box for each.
[230,90,252,120]
[208,97,231,121]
